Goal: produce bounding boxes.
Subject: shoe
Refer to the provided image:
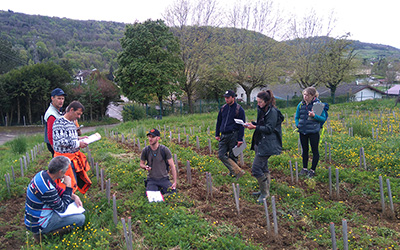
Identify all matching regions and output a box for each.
[256,174,270,203]
[308,170,315,178]
[235,170,245,180]
[299,168,309,176]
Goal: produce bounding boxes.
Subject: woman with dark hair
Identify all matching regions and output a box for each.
[295,87,327,178]
[244,90,284,203]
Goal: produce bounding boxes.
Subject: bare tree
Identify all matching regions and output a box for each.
[286,9,336,89]
[224,0,285,104]
[163,0,222,113]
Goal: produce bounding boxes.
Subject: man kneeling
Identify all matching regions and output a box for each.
[140,129,177,195]
[25,156,85,241]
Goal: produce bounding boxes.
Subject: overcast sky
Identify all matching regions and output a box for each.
[2,0,399,49]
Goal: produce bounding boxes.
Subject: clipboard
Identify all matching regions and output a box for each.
[232,140,246,157]
[312,102,325,116]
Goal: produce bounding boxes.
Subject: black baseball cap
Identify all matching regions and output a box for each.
[223,90,236,97]
[51,88,67,97]
[147,128,161,137]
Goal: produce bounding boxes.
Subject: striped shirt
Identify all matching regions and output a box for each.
[53,116,80,154]
[24,171,73,233]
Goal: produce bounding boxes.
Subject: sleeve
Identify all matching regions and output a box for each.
[140,147,148,162]
[237,108,245,141]
[313,110,327,123]
[256,109,278,135]
[47,116,56,146]
[164,146,173,160]
[42,186,74,213]
[215,110,222,137]
[294,103,301,127]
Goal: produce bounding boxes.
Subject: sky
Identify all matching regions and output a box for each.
[2,0,399,49]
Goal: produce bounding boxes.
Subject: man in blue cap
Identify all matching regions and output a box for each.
[44,88,67,157]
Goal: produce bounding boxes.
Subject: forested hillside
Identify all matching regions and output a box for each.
[1,10,400,75]
[0,10,125,72]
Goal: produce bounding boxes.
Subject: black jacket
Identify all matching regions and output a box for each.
[250,105,284,156]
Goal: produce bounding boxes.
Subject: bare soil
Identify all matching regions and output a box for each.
[1,139,399,249]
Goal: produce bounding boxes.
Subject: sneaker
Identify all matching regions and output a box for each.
[308,170,315,178]
[299,168,309,176]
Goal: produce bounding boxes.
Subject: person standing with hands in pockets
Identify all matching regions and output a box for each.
[244,90,284,203]
[295,87,327,178]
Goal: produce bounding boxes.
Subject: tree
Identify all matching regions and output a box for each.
[164,0,222,113]
[195,64,236,102]
[115,19,184,116]
[0,38,23,74]
[224,1,285,104]
[286,10,336,89]
[317,35,357,103]
[0,62,71,125]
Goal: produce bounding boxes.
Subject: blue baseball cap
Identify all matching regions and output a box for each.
[51,88,67,97]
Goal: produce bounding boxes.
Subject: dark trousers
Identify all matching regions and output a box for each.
[299,132,320,171]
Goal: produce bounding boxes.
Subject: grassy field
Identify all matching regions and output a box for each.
[0,99,399,249]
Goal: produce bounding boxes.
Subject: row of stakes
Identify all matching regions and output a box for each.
[3,143,45,195]
[104,129,397,249]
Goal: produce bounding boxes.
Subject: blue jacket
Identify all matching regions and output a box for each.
[25,171,73,233]
[295,98,327,135]
[215,102,245,142]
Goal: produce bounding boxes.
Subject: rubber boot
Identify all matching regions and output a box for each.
[228,158,245,179]
[252,173,270,196]
[256,174,270,203]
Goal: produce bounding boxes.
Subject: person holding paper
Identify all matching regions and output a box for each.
[295,87,327,178]
[53,101,92,193]
[244,90,284,203]
[140,129,177,195]
[25,156,85,242]
[215,90,246,178]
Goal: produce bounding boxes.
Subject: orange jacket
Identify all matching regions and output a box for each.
[54,151,92,194]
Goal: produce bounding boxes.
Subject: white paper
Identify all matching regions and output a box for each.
[234,119,245,125]
[146,191,164,203]
[232,140,247,157]
[81,132,101,144]
[56,202,85,217]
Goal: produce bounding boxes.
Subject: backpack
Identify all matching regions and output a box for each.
[320,103,329,128]
[221,103,241,118]
[144,145,170,172]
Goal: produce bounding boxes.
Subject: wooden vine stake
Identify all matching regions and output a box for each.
[174,154,178,173]
[263,198,271,232]
[106,178,111,204]
[232,183,240,215]
[19,158,23,177]
[186,160,192,185]
[386,179,395,214]
[95,163,99,181]
[271,196,278,235]
[329,167,333,199]
[101,168,105,191]
[208,139,212,155]
[11,166,15,182]
[206,172,213,199]
[295,161,299,184]
[121,218,133,250]
[289,160,293,184]
[196,136,200,150]
[379,176,385,213]
[113,194,118,226]
[335,168,340,198]
[342,219,348,250]
[330,222,337,250]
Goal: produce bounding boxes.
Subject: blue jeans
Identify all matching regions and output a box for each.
[41,212,85,234]
[252,145,270,178]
